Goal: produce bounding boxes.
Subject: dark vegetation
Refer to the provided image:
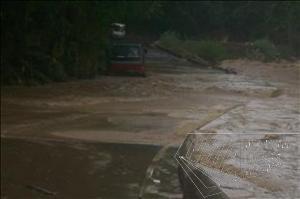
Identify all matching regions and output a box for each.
[1,1,300,85]
[157,33,282,64]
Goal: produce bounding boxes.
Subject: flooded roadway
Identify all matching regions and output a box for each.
[1,48,299,198]
[1,138,160,198]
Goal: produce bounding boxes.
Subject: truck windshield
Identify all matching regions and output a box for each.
[111,45,141,61]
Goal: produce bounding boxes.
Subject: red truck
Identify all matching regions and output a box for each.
[107,43,146,76]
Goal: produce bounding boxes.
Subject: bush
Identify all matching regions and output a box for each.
[158,31,181,47]
[182,40,226,61]
[158,31,227,62]
[252,39,280,60]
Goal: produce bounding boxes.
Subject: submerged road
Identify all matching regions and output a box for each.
[1,48,299,198]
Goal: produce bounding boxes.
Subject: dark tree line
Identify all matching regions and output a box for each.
[1,1,299,85]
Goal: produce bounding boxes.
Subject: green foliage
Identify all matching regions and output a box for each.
[159,31,227,62]
[158,31,181,48]
[182,40,226,61]
[252,39,280,61]
[1,1,108,85]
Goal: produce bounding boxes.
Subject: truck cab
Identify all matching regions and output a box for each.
[107,43,146,76]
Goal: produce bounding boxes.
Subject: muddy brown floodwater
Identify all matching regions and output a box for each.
[1,48,299,198]
[1,138,160,198]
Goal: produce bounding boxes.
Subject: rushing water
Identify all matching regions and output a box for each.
[1,138,160,198]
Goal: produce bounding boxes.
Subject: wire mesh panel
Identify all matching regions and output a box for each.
[175,132,299,199]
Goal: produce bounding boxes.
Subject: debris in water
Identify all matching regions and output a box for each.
[26,185,57,196]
